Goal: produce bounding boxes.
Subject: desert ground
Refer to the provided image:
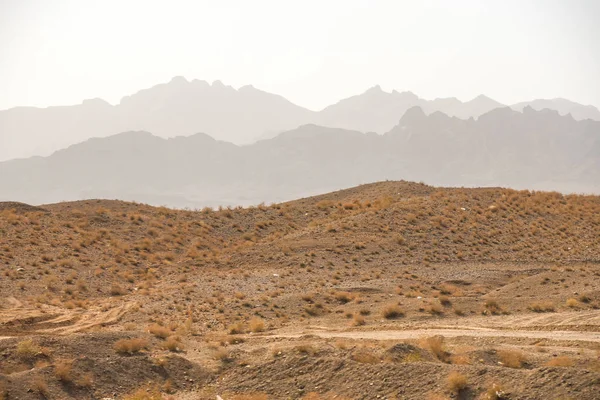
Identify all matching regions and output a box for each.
[1,181,599,399]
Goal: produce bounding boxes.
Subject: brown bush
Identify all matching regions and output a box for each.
[248,317,265,333]
[229,322,246,335]
[162,336,183,352]
[148,323,171,339]
[352,314,366,326]
[546,355,574,367]
[382,304,404,319]
[566,298,579,308]
[446,371,468,393]
[352,350,380,364]
[16,339,42,359]
[420,336,450,363]
[485,383,506,400]
[54,359,73,382]
[528,301,555,312]
[114,338,149,354]
[334,291,354,304]
[498,349,526,368]
[32,377,49,396]
[482,300,506,315]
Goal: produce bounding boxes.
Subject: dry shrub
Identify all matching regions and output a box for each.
[334,291,354,304]
[352,350,380,364]
[213,348,232,362]
[32,376,49,396]
[352,314,366,326]
[484,383,507,400]
[420,336,450,363]
[545,355,574,367]
[482,300,506,315]
[148,323,171,339]
[229,322,246,335]
[439,283,462,296]
[427,301,444,315]
[248,317,265,333]
[449,353,471,365]
[566,298,579,308]
[114,338,149,354]
[446,371,468,393]
[438,295,451,306]
[304,303,325,317]
[77,373,94,388]
[54,359,73,382]
[528,301,555,313]
[382,304,404,319]
[498,349,526,368]
[402,351,423,363]
[294,344,317,356]
[16,339,42,359]
[110,284,127,296]
[162,336,184,352]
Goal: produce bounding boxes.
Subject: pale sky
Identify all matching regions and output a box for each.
[1,0,599,111]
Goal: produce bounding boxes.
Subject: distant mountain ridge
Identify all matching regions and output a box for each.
[1,105,598,208]
[1,77,599,161]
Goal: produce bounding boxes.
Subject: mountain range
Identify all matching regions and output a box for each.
[2,76,599,162]
[1,105,598,207]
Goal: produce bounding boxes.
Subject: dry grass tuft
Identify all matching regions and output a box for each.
[446,371,468,393]
[148,323,171,339]
[382,304,404,319]
[114,338,149,354]
[419,336,449,363]
[352,314,366,326]
[351,350,380,364]
[248,317,265,333]
[484,383,507,400]
[528,301,555,313]
[565,298,579,308]
[32,376,49,396]
[16,339,42,359]
[161,335,184,352]
[545,355,574,367]
[498,349,526,368]
[54,359,73,382]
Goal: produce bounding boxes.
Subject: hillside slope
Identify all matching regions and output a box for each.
[1,182,600,399]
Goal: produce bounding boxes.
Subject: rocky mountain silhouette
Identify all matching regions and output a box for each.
[1,106,597,208]
[2,77,599,162]
[511,98,600,121]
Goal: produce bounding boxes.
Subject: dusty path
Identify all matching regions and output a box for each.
[272,327,600,342]
[268,311,600,343]
[0,301,135,337]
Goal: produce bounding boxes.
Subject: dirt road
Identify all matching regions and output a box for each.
[273,326,600,342]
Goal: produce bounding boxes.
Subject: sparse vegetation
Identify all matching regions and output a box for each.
[114,338,149,354]
[1,183,599,399]
[498,349,526,368]
[446,371,468,393]
[382,304,404,319]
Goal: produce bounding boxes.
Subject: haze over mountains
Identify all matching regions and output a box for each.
[1,103,598,208]
[2,76,600,162]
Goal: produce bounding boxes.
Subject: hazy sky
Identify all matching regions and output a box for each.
[1,0,599,111]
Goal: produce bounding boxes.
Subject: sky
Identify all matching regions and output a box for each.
[0,0,599,111]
